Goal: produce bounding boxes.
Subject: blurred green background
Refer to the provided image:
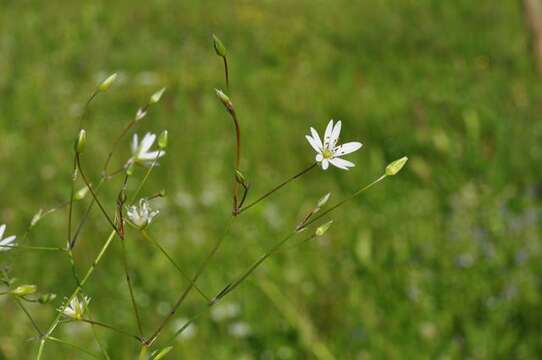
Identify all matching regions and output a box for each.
[1,0,542,358]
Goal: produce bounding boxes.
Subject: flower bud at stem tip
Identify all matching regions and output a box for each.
[212,34,227,57]
[385,156,408,176]
[75,129,87,154]
[98,73,118,92]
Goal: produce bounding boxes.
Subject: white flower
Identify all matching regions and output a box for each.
[130,132,166,167]
[210,302,241,322]
[0,224,16,251]
[305,119,363,170]
[61,295,90,320]
[127,199,159,229]
[228,321,251,338]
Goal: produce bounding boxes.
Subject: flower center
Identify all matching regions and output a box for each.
[322,148,333,159]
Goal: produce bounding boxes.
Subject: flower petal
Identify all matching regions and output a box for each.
[321,159,329,170]
[323,120,334,147]
[131,134,139,155]
[329,157,355,170]
[141,133,156,153]
[305,135,322,154]
[310,128,323,150]
[333,142,363,156]
[330,120,342,148]
[315,153,323,162]
[0,224,5,239]
[138,150,166,160]
[0,235,16,250]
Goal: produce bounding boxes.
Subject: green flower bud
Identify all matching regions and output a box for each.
[317,193,331,208]
[385,156,408,176]
[125,162,136,176]
[30,209,43,228]
[11,284,37,296]
[315,220,333,237]
[150,87,166,104]
[74,186,89,201]
[158,130,168,149]
[75,129,87,154]
[212,34,227,57]
[98,73,118,92]
[215,89,234,114]
[39,293,57,304]
[234,169,247,186]
[135,108,147,122]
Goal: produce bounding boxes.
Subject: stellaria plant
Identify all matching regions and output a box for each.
[0,35,408,359]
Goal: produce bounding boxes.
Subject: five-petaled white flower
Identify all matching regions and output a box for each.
[0,224,16,251]
[306,119,363,170]
[130,132,166,167]
[127,199,159,229]
[61,295,90,320]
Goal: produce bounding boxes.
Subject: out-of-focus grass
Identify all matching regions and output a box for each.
[1,0,542,358]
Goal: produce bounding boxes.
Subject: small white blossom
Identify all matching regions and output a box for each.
[0,224,16,251]
[228,321,251,338]
[305,119,363,170]
[130,132,166,167]
[61,295,90,320]
[210,302,241,322]
[127,199,159,229]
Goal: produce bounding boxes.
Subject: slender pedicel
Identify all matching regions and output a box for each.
[144,220,234,347]
[238,163,317,215]
[141,230,211,302]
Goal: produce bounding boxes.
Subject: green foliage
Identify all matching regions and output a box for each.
[1,0,541,358]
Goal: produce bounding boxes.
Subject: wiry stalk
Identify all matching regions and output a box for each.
[144,220,234,347]
[238,163,317,214]
[141,230,210,303]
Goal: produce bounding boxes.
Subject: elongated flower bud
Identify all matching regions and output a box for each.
[215,89,234,114]
[150,87,166,104]
[74,185,89,200]
[135,108,147,122]
[315,220,333,236]
[234,169,247,186]
[98,73,118,92]
[385,156,408,176]
[75,129,87,154]
[317,193,331,208]
[11,284,37,296]
[30,209,43,228]
[158,130,168,149]
[213,34,227,57]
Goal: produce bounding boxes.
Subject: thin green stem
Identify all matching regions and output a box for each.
[2,244,66,252]
[68,156,77,250]
[144,219,234,346]
[141,230,210,303]
[14,297,43,336]
[138,345,149,360]
[169,232,310,344]
[75,153,119,235]
[119,236,144,336]
[47,336,100,359]
[81,318,142,342]
[301,174,387,229]
[39,230,117,358]
[223,56,229,91]
[238,162,317,215]
[87,310,111,360]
